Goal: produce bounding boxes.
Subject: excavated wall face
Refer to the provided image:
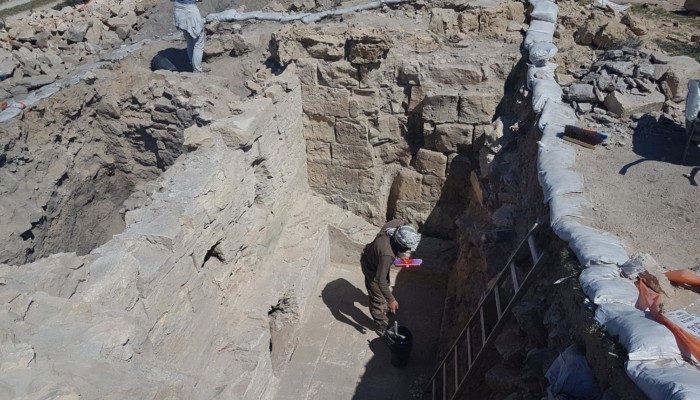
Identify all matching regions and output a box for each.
[265,5,639,399]
[0,65,359,399]
[267,7,524,239]
[0,69,201,265]
[265,7,584,398]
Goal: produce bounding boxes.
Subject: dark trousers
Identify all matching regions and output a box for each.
[361,259,390,330]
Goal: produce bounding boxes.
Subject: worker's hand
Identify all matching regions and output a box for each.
[388,299,399,314]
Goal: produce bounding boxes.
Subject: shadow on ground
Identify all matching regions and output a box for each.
[150,48,191,72]
[620,115,700,175]
[322,278,373,334]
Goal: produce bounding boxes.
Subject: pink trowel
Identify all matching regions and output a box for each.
[392,258,423,267]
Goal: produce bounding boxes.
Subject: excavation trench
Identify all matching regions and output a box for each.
[0,69,195,265]
[0,4,638,399]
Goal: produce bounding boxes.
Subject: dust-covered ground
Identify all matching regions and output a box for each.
[551,0,700,313]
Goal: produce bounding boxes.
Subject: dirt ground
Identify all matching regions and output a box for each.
[551,0,700,314]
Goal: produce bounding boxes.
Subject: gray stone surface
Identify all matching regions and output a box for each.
[268,237,450,400]
[0,67,380,399]
[567,83,596,102]
[423,89,459,123]
[603,90,665,117]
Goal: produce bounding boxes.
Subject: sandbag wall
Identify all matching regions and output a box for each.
[523,0,700,398]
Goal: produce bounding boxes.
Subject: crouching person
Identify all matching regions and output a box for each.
[360,219,420,336]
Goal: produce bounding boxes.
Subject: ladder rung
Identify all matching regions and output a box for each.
[422,222,545,400]
[442,364,447,400]
[454,346,459,391]
[527,235,539,264]
[479,308,486,346]
[467,329,472,367]
[494,285,502,318]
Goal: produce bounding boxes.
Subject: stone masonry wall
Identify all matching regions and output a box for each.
[268,4,523,238]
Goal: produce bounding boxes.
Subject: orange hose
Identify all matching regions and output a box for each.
[637,279,700,362]
[665,269,700,286]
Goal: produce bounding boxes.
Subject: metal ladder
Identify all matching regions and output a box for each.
[423,221,547,400]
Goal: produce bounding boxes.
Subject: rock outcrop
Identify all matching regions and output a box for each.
[0,64,376,399]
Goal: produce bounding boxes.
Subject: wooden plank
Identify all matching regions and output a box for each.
[563,135,596,149]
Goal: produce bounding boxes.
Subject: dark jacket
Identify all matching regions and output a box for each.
[360,219,404,302]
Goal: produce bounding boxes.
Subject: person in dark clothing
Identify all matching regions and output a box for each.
[360,219,421,336]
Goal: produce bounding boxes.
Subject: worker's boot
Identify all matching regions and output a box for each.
[375,322,388,337]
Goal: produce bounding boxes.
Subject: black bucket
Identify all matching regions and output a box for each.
[384,325,412,368]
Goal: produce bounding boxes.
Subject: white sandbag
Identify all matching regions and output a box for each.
[537,138,576,171]
[101,40,151,62]
[595,302,640,326]
[593,0,630,13]
[545,346,603,400]
[549,194,590,226]
[527,62,558,89]
[538,99,577,131]
[529,42,558,66]
[538,122,571,149]
[0,70,89,123]
[207,0,410,23]
[580,264,638,305]
[686,80,700,122]
[537,123,582,204]
[605,312,684,361]
[530,0,559,23]
[525,20,556,50]
[538,165,584,202]
[0,103,23,123]
[301,10,330,23]
[206,8,238,22]
[532,78,562,113]
[665,310,700,340]
[627,360,700,400]
[567,223,629,266]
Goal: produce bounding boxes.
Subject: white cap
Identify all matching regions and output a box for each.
[393,225,421,251]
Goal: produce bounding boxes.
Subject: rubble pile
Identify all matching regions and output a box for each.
[563,48,700,122]
[0,0,145,101]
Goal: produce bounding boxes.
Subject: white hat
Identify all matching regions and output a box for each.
[393,225,421,251]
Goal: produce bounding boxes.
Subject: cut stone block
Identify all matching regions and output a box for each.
[567,84,596,102]
[603,91,665,117]
[335,119,368,145]
[302,85,350,118]
[415,149,448,178]
[304,115,336,143]
[423,90,459,123]
[391,169,423,201]
[331,143,374,169]
[458,91,499,124]
[424,63,483,86]
[434,123,474,153]
[307,141,332,164]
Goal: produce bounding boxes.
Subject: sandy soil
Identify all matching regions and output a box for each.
[552,0,700,313]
